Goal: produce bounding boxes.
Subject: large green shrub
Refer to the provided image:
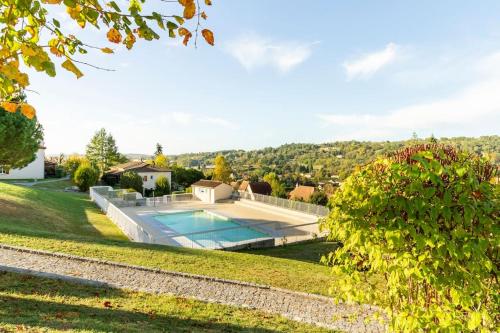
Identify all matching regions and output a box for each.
[0,107,43,171]
[321,144,499,332]
[120,171,143,193]
[73,163,99,192]
[154,175,171,196]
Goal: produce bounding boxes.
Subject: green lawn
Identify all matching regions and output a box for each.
[0,271,331,333]
[0,182,338,296]
[31,178,75,191]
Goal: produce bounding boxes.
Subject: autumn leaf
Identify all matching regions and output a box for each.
[201,29,214,46]
[106,28,122,43]
[178,28,190,37]
[101,47,114,54]
[183,2,196,19]
[123,33,136,50]
[20,104,36,119]
[61,59,83,79]
[20,45,37,57]
[103,301,112,308]
[178,28,192,46]
[50,46,63,57]
[42,0,63,4]
[201,12,207,20]
[205,0,212,5]
[1,102,18,113]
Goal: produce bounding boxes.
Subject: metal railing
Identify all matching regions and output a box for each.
[236,191,329,216]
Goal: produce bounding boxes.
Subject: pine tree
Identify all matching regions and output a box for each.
[85,128,120,175]
[154,143,163,157]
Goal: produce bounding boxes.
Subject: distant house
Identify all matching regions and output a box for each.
[239,181,272,196]
[0,147,45,180]
[103,161,171,191]
[288,185,316,202]
[191,180,233,203]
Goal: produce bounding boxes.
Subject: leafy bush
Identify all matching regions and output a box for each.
[154,176,171,196]
[322,144,499,332]
[120,171,143,193]
[73,163,99,192]
[309,191,328,206]
[63,155,88,178]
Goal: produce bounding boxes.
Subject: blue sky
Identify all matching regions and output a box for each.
[26,1,500,155]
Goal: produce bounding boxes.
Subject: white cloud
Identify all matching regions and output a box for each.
[226,33,315,73]
[169,112,193,125]
[319,51,500,139]
[343,43,399,80]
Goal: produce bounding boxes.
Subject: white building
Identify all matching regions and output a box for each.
[104,161,171,191]
[0,148,45,180]
[191,180,233,204]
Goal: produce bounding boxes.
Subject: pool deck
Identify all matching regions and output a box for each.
[120,200,322,249]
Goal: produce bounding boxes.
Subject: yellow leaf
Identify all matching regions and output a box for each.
[66,5,81,19]
[20,45,37,57]
[1,102,18,113]
[106,28,122,43]
[205,0,212,5]
[42,0,62,4]
[178,0,192,6]
[178,28,190,37]
[201,11,207,20]
[61,59,83,79]
[123,33,136,50]
[201,29,214,46]
[101,47,114,54]
[20,104,36,119]
[183,2,196,19]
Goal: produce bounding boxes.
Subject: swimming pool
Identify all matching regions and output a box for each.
[153,210,270,249]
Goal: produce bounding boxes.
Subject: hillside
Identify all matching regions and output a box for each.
[170,136,499,181]
[0,182,339,296]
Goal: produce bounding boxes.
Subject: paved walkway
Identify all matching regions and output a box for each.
[12,176,70,187]
[0,244,386,332]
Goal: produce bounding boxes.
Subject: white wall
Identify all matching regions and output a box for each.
[0,149,45,180]
[137,171,171,190]
[192,184,233,203]
[192,185,213,203]
[214,183,234,202]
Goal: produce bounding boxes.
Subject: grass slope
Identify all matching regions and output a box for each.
[0,271,331,332]
[0,182,337,296]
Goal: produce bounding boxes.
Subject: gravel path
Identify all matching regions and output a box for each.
[0,244,385,332]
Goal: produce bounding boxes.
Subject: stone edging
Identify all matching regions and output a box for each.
[0,243,330,301]
[0,243,386,332]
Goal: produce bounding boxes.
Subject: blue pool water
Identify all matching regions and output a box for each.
[153,211,270,248]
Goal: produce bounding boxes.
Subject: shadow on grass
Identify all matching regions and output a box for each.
[241,240,339,264]
[0,272,290,333]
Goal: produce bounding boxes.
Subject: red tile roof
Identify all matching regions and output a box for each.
[288,185,315,201]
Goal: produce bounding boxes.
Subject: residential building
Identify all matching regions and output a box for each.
[288,185,316,202]
[103,161,171,191]
[0,147,45,180]
[191,180,233,203]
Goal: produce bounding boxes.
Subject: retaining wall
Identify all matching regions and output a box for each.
[90,187,155,243]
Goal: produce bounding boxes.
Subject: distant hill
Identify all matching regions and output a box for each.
[169,136,499,181]
[125,153,153,161]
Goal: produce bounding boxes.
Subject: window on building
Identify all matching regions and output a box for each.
[0,166,9,175]
[143,176,147,181]
[150,175,153,180]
